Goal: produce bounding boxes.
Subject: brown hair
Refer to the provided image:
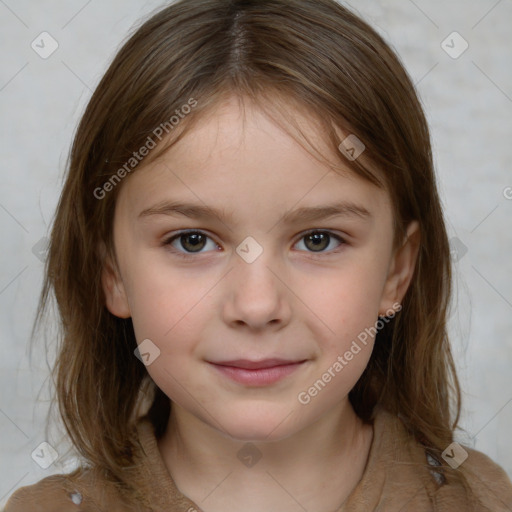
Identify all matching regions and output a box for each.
[34,0,485,507]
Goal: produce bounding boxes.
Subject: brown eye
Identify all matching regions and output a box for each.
[162,229,346,260]
[294,230,345,254]
[163,230,218,256]
[178,232,207,252]
[304,232,330,252]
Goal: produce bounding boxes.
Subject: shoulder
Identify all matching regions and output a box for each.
[375,409,512,509]
[3,472,87,512]
[460,446,512,510]
[2,468,142,512]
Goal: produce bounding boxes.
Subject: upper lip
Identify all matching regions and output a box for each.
[209,358,306,370]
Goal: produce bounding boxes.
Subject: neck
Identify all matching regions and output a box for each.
[157,399,374,512]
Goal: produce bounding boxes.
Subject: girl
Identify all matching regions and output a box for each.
[5,0,512,510]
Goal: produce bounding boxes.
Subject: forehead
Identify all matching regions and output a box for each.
[115,96,392,227]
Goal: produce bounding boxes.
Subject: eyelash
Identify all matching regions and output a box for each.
[161,229,347,260]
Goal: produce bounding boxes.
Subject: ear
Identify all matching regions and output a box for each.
[99,243,131,319]
[379,221,420,315]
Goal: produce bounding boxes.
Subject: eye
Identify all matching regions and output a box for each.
[163,230,219,258]
[162,229,345,259]
[293,230,345,255]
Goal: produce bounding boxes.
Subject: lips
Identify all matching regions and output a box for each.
[211,358,305,370]
[208,358,308,386]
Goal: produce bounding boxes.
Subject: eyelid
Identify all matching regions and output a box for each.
[294,228,347,243]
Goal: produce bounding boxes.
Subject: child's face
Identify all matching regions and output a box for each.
[102,95,418,441]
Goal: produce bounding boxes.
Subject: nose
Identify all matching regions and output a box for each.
[222,248,292,332]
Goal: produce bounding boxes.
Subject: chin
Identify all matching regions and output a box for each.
[212,403,302,442]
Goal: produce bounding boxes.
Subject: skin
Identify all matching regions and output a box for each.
[101,95,420,512]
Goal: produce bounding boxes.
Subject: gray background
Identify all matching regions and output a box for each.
[1,0,511,506]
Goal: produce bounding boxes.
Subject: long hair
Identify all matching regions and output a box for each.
[34,0,482,506]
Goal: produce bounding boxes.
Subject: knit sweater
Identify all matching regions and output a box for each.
[4,408,512,511]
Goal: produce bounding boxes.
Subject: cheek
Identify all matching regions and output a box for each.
[126,259,205,337]
[125,263,211,403]
[294,269,383,414]
[125,260,224,394]
[312,262,387,342]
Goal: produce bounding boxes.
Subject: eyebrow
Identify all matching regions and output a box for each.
[138,200,372,224]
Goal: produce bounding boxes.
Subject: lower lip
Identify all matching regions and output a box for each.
[209,362,305,386]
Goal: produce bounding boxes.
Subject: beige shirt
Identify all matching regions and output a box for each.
[4,408,512,511]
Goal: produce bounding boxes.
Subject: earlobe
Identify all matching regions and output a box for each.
[100,246,131,319]
[379,221,420,315]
